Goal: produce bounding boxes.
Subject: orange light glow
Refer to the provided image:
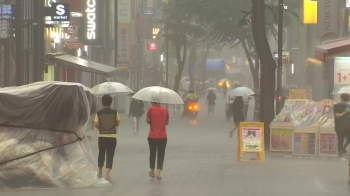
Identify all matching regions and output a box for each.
[303,0,317,24]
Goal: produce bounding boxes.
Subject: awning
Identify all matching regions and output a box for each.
[315,38,350,62]
[48,54,119,78]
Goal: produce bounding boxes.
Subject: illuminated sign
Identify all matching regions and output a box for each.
[152,28,159,39]
[0,4,13,39]
[81,0,102,45]
[50,3,70,21]
[303,0,317,24]
[148,42,157,51]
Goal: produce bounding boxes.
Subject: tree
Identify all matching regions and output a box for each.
[251,0,277,145]
[160,0,204,93]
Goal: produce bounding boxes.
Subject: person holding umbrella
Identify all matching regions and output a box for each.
[206,90,216,116]
[147,101,169,180]
[129,98,144,135]
[229,96,244,138]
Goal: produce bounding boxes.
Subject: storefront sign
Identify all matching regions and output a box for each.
[117,23,130,63]
[334,57,350,84]
[319,133,337,155]
[145,8,153,15]
[148,42,157,51]
[317,0,339,38]
[51,3,70,21]
[118,0,131,23]
[289,89,307,99]
[270,128,293,151]
[293,132,317,155]
[0,4,13,39]
[82,0,102,45]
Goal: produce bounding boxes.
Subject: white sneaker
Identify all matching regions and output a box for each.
[340,157,347,161]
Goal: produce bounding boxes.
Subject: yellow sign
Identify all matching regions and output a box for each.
[237,122,265,162]
[303,0,318,24]
[289,89,307,99]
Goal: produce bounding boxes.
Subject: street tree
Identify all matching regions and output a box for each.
[160,0,204,93]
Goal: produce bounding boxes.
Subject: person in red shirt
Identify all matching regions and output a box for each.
[147,102,169,180]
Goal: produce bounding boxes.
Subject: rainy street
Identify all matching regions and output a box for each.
[2,98,349,196]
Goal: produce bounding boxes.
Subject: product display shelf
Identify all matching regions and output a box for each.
[318,121,338,158]
[292,126,319,158]
[270,123,294,157]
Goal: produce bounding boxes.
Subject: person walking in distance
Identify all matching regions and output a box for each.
[94,95,120,181]
[222,82,228,98]
[206,90,216,116]
[229,96,244,138]
[147,101,169,180]
[129,98,144,135]
[334,93,350,161]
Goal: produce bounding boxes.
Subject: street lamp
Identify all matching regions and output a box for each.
[276,0,284,115]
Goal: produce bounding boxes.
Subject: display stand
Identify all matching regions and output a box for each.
[270,123,294,157]
[293,126,318,158]
[319,124,338,158]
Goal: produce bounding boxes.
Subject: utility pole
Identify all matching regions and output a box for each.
[114,0,118,69]
[165,26,169,88]
[276,0,284,115]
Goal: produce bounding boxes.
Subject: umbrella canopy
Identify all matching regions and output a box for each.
[132,86,184,104]
[204,87,219,93]
[92,82,133,96]
[219,78,229,83]
[337,86,350,94]
[228,87,254,98]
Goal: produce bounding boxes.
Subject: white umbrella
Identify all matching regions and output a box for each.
[92,82,133,96]
[132,86,184,104]
[219,78,229,83]
[229,87,254,97]
[204,87,219,93]
[337,86,350,94]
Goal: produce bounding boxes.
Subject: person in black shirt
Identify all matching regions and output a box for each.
[129,98,144,135]
[334,93,350,160]
[206,90,216,116]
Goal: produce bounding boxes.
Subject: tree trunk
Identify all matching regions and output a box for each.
[201,44,210,82]
[251,0,277,148]
[241,39,259,90]
[188,38,197,90]
[173,42,187,93]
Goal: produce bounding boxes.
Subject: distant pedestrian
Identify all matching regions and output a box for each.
[94,95,120,181]
[334,93,350,161]
[129,98,144,135]
[230,96,244,138]
[222,82,228,98]
[147,102,169,180]
[206,90,216,116]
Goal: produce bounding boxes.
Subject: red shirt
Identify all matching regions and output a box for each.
[147,105,169,138]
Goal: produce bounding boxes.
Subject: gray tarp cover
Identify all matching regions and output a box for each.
[0,81,111,188]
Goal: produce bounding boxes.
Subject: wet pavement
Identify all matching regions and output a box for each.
[1,97,350,196]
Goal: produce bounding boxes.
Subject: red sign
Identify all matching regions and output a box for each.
[148,42,157,51]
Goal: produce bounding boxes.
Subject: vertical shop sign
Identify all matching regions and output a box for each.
[334,57,350,85]
[118,24,130,63]
[81,0,102,45]
[317,0,339,38]
[117,0,131,64]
